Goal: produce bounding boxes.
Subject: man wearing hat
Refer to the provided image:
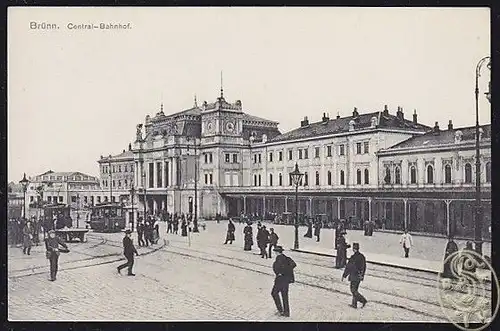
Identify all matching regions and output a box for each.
[117,230,139,276]
[271,246,297,317]
[342,242,367,308]
[45,230,69,281]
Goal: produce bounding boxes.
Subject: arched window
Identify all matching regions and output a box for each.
[486,162,491,183]
[315,171,320,185]
[327,171,332,185]
[304,172,308,186]
[464,163,472,183]
[279,173,283,186]
[340,170,345,185]
[269,174,273,186]
[254,174,257,186]
[444,164,452,184]
[384,167,391,184]
[395,167,401,184]
[356,169,362,185]
[364,169,369,184]
[427,165,434,184]
[410,166,417,184]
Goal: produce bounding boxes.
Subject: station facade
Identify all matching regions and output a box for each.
[101,90,491,239]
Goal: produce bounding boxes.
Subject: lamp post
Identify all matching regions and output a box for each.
[474,56,491,256]
[142,171,147,218]
[130,185,136,232]
[186,137,199,233]
[19,173,30,219]
[290,163,304,250]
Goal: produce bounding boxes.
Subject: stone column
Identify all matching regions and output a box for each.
[309,197,313,216]
[263,196,266,218]
[164,161,168,187]
[243,196,247,215]
[368,198,372,222]
[153,199,158,214]
[285,196,288,213]
[153,162,158,188]
[445,199,452,238]
[337,197,341,219]
[403,198,408,230]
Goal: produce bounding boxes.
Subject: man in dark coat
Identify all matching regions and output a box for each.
[117,230,139,276]
[268,228,279,258]
[181,220,188,237]
[243,222,253,251]
[304,219,313,238]
[342,242,367,308]
[167,218,173,233]
[442,239,459,278]
[173,217,179,234]
[314,220,322,242]
[224,219,236,244]
[271,246,296,317]
[45,230,69,281]
[137,219,145,247]
[335,233,350,269]
[258,225,270,258]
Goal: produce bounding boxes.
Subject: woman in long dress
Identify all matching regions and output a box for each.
[181,220,188,237]
[243,222,253,251]
[224,220,236,244]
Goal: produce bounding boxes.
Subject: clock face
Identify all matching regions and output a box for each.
[206,121,214,133]
[225,121,235,133]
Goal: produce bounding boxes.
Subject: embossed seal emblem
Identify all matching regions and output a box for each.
[437,249,499,330]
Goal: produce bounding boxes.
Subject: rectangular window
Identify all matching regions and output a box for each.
[118,180,122,187]
[298,149,303,159]
[269,174,273,186]
[148,163,154,188]
[279,174,283,186]
[258,154,262,163]
[356,142,362,154]
[225,153,230,163]
[157,162,162,188]
[97,196,101,203]
[269,152,273,162]
[258,175,261,186]
[288,150,293,160]
[364,141,369,154]
[204,154,208,163]
[58,196,63,203]
[209,174,213,184]
[209,153,213,163]
[205,174,208,184]
[339,145,345,156]
[279,151,283,161]
[91,196,94,205]
[254,175,257,186]
[111,196,115,203]
[327,146,332,157]
[84,196,88,203]
[315,147,320,158]
[232,153,238,163]
[113,180,116,188]
[254,154,257,163]
[71,196,77,203]
[304,149,308,159]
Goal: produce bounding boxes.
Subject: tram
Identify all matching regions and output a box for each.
[88,203,126,233]
[43,203,72,229]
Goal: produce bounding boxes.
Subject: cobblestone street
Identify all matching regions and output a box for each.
[9,222,483,322]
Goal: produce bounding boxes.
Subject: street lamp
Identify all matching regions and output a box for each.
[130,184,136,232]
[19,173,30,219]
[290,163,304,250]
[474,56,491,256]
[186,136,199,233]
[142,171,147,218]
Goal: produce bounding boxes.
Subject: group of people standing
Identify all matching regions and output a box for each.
[241,221,280,258]
[165,213,191,237]
[136,216,160,247]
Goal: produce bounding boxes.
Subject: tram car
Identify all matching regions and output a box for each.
[88,203,126,233]
[43,203,73,229]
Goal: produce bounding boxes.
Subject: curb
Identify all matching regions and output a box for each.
[291,248,440,275]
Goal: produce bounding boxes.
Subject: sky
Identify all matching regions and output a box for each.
[8,7,491,182]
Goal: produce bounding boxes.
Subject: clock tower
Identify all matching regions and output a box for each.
[200,88,243,139]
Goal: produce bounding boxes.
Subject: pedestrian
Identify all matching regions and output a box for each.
[258,225,270,258]
[243,222,253,251]
[335,233,350,269]
[314,219,322,242]
[144,222,153,246]
[45,230,69,281]
[22,221,34,255]
[167,218,173,233]
[137,219,145,247]
[224,219,235,244]
[117,230,139,276]
[271,246,296,317]
[268,228,279,258]
[153,218,160,243]
[181,219,188,237]
[399,229,413,258]
[342,242,367,309]
[304,219,313,238]
[442,238,459,279]
[173,217,179,234]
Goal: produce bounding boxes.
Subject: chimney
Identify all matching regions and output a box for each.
[433,121,440,134]
[300,116,309,127]
[352,107,359,117]
[383,105,389,116]
[322,112,330,123]
[396,106,404,120]
[128,143,132,151]
[448,120,453,130]
[413,109,418,124]
[336,112,340,119]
